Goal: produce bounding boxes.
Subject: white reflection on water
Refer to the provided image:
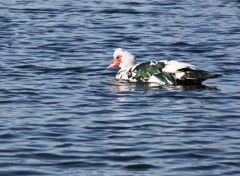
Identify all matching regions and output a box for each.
[108,79,220,92]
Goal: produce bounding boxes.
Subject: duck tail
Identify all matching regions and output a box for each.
[177,69,222,85]
[206,73,222,79]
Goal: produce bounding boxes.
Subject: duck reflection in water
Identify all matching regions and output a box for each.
[108,80,220,92]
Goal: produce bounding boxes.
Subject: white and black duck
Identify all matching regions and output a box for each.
[107,48,221,86]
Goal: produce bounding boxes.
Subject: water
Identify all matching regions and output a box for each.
[0,0,240,175]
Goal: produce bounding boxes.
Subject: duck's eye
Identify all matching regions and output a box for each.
[116,55,122,60]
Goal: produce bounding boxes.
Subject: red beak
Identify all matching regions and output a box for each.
[107,59,121,69]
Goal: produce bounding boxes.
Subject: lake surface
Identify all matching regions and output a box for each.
[0,0,240,175]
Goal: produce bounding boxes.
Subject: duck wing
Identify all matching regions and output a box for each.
[128,61,176,85]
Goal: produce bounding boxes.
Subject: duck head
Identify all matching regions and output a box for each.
[107,48,137,70]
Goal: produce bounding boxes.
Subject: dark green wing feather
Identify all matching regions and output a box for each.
[154,72,176,85]
[133,62,165,80]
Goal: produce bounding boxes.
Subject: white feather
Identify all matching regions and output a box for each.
[114,48,137,70]
[175,71,185,79]
[161,60,195,73]
[148,75,165,85]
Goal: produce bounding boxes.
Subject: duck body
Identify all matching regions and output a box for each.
[108,48,221,86]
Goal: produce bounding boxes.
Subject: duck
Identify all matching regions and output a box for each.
[107,48,221,86]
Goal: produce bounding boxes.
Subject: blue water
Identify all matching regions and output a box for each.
[1,0,240,175]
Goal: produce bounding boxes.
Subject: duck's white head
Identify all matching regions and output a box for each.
[107,48,137,70]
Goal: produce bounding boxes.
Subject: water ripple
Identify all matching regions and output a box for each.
[0,0,240,176]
